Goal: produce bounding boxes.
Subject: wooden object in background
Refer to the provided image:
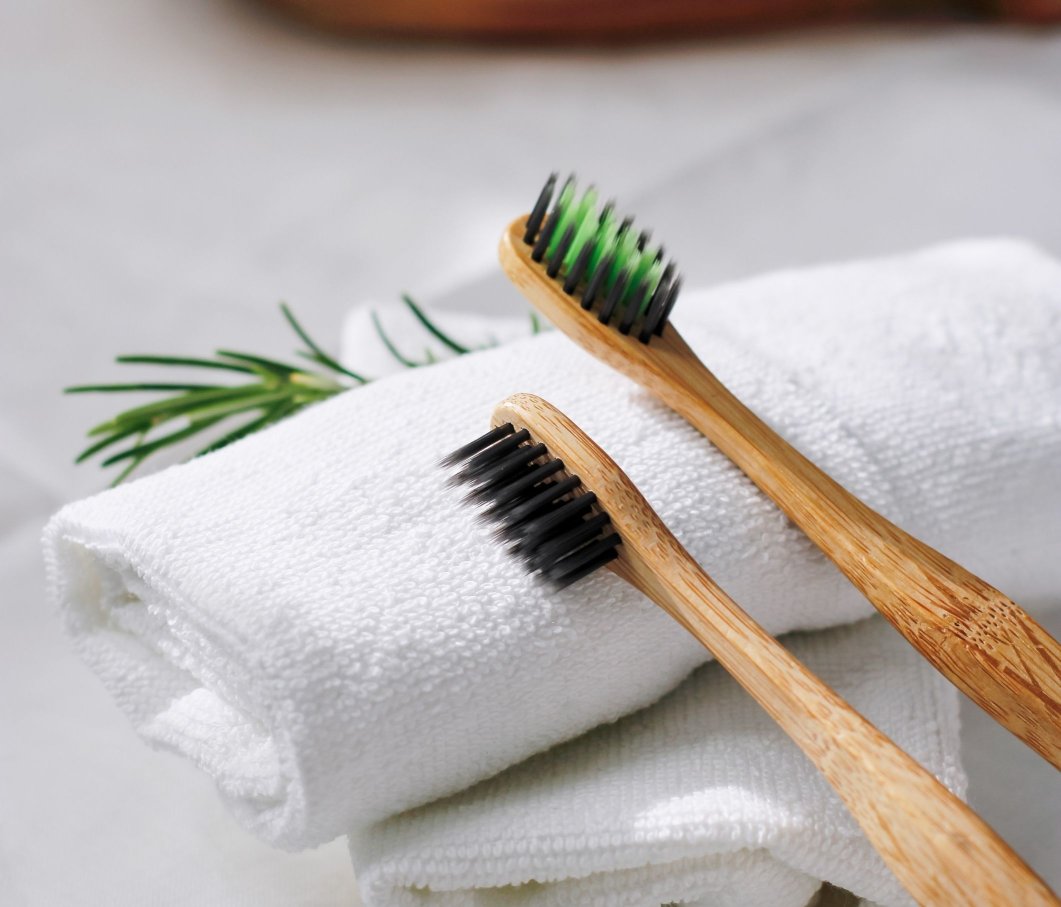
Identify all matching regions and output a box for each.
[264,0,1061,41]
[500,216,1061,770]
[496,392,1059,907]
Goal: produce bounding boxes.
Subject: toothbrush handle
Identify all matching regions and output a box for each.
[627,552,1058,907]
[498,391,1055,906]
[649,327,1061,770]
[497,215,1061,766]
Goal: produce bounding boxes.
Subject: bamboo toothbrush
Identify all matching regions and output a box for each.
[443,393,1058,907]
[497,174,1061,769]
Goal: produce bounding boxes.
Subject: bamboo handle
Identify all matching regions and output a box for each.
[497,393,1058,906]
[497,217,1061,768]
[651,329,1061,769]
[622,547,1059,907]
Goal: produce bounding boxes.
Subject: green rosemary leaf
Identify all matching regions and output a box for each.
[215,350,306,376]
[110,455,147,488]
[281,303,368,384]
[295,350,339,374]
[116,355,257,374]
[287,370,346,394]
[96,392,306,472]
[372,310,423,368]
[402,294,471,355]
[70,300,541,484]
[100,416,228,467]
[194,401,300,457]
[167,389,298,425]
[75,425,148,464]
[87,385,268,436]
[65,383,222,394]
[291,352,353,390]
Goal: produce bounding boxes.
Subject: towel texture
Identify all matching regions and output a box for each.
[350,617,962,907]
[44,241,1061,901]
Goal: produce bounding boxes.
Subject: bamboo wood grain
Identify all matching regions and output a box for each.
[495,393,1059,907]
[500,216,1061,769]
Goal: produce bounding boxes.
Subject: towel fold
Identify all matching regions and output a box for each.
[44,240,1061,903]
[350,617,963,907]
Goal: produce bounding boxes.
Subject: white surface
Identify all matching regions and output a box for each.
[3,1,1061,904]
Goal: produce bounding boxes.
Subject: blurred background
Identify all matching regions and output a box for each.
[3,1,1061,904]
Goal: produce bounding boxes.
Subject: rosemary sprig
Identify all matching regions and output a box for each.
[67,301,364,485]
[368,295,500,368]
[401,294,474,355]
[66,303,352,485]
[68,297,545,485]
[371,310,425,368]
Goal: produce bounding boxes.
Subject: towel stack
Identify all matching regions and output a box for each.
[45,240,1061,905]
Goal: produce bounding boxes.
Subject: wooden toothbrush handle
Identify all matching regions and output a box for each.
[650,328,1061,769]
[497,217,1061,765]
[623,552,1059,907]
[497,392,1056,906]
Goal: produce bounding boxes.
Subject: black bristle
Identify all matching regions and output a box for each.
[545,535,622,589]
[618,275,652,335]
[441,423,514,467]
[638,263,675,342]
[531,207,562,263]
[460,441,546,491]
[459,428,530,475]
[563,241,593,295]
[526,511,611,569]
[514,493,597,548]
[444,426,621,589]
[546,225,575,279]
[476,459,564,508]
[597,268,630,324]
[498,474,581,530]
[635,230,650,252]
[523,173,557,244]
[581,253,613,310]
[654,274,682,336]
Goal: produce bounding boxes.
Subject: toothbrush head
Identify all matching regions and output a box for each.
[442,418,621,590]
[518,173,682,344]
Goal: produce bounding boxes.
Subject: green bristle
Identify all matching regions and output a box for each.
[563,189,600,271]
[572,186,599,230]
[606,227,641,292]
[586,208,619,277]
[628,248,663,310]
[545,180,578,260]
[522,173,681,342]
[524,172,683,339]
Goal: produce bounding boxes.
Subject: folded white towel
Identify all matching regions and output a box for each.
[44,241,1061,901]
[350,617,962,907]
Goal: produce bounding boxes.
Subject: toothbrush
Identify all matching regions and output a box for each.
[443,393,1058,907]
[497,174,1061,769]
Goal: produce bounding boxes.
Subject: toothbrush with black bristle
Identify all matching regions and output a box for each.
[498,173,1061,770]
[443,392,1057,907]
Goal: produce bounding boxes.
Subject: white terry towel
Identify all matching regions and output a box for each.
[349,616,963,907]
[44,240,1061,885]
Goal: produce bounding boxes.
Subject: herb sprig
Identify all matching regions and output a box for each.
[67,297,509,485]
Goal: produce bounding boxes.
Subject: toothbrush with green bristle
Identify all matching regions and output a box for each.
[498,173,1061,771]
